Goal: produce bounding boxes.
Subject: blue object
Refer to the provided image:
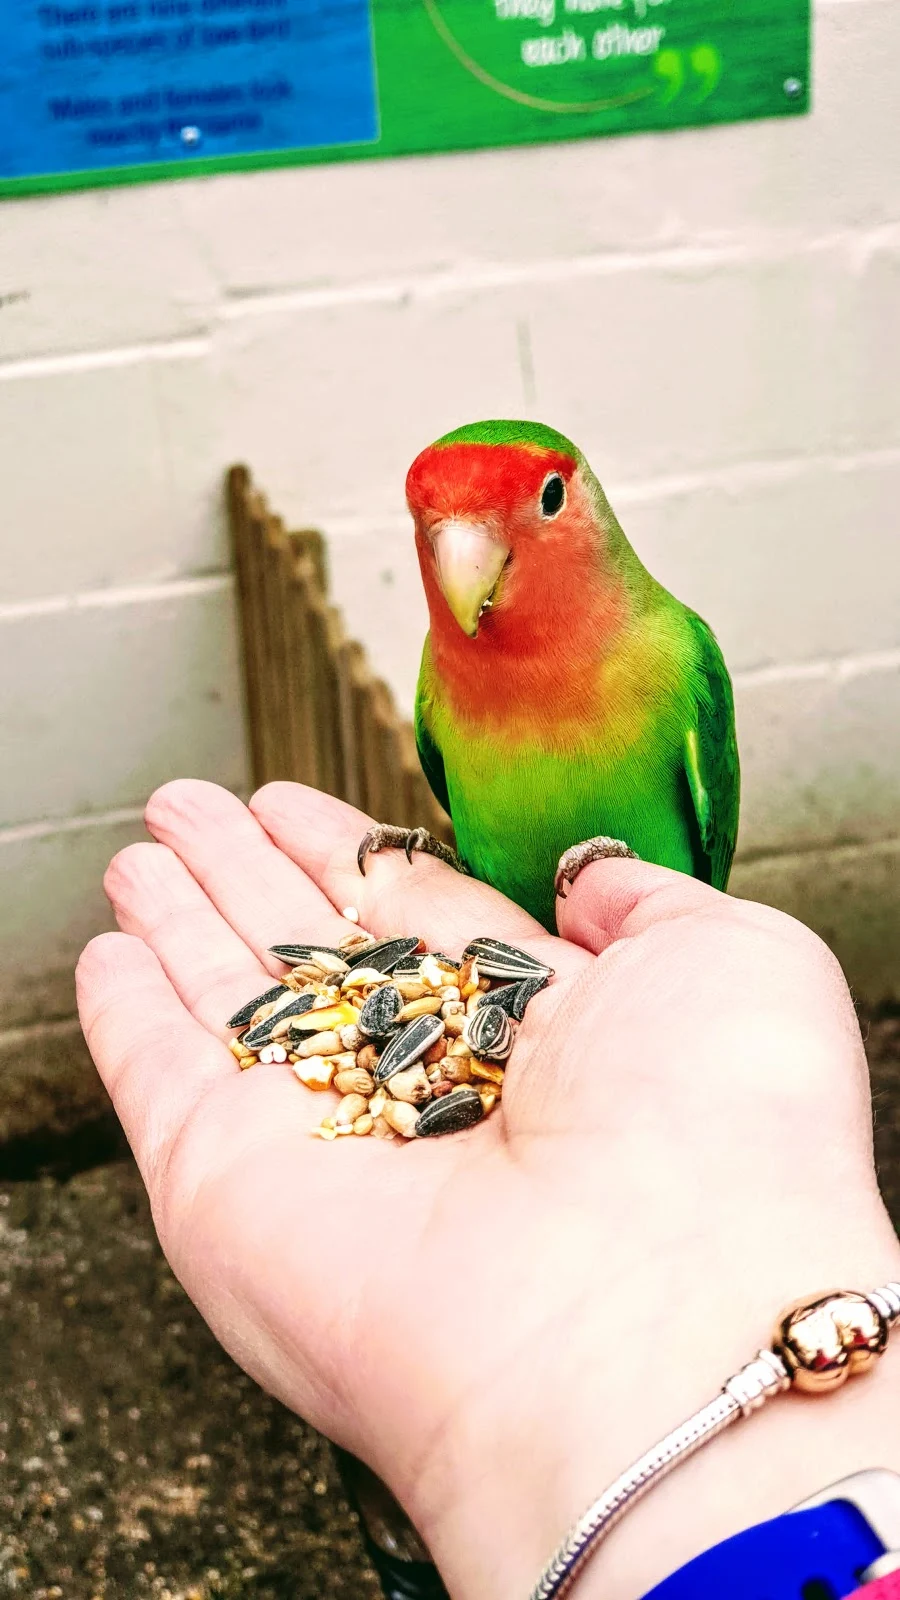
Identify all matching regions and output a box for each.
[1,0,378,180]
[642,1500,885,1600]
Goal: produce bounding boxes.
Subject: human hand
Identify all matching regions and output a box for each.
[77,780,900,1600]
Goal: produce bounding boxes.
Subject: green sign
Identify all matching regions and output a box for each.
[1,0,810,198]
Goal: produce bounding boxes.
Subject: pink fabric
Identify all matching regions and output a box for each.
[850,1575,900,1600]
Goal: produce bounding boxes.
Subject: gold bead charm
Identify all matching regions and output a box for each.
[773,1290,889,1394]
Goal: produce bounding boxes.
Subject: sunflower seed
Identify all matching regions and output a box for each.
[416,1087,485,1138]
[269,944,343,964]
[344,936,421,973]
[476,973,549,1020]
[391,954,425,978]
[461,938,553,981]
[358,984,403,1039]
[463,1004,513,1062]
[227,984,288,1030]
[475,982,520,1018]
[509,973,550,1018]
[242,992,318,1048]
[374,1014,445,1083]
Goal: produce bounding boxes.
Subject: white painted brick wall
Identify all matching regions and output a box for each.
[1,0,899,1020]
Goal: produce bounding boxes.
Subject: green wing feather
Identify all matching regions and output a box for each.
[414,673,451,818]
[682,612,740,891]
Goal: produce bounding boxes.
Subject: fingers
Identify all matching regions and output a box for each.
[555,857,720,954]
[143,780,352,963]
[76,931,234,1189]
[249,782,590,977]
[103,839,276,1037]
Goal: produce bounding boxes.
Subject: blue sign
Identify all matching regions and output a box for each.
[1,0,378,180]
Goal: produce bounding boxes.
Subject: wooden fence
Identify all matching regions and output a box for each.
[227,465,453,843]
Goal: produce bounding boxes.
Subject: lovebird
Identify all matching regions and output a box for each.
[358,419,739,930]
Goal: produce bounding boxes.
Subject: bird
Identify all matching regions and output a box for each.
[358,418,739,931]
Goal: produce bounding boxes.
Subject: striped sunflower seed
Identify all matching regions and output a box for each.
[227,984,288,1030]
[373,1014,445,1084]
[461,937,553,981]
[416,1087,485,1138]
[463,1003,513,1062]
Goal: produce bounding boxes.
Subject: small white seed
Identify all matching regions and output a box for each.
[296,1030,341,1058]
[381,1100,420,1139]
[397,996,443,1022]
[335,1093,369,1126]
[396,980,429,1002]
[418,955,446,991]
[312,951,351,976]
[386,1065,431,1105]
[326,1051,359,1073]
[341,966,392,990]
[440,985,461,1003]
[341,906,360,923]
[340,1023,363,1052]
[441,999,465,1019]
[333,1068,376,1097]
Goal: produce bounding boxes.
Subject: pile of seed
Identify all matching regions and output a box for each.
[226,930,554,1141]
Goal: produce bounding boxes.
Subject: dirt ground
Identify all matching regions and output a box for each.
[1,1011,898,1600]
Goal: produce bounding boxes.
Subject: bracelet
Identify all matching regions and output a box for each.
[529,1282,900,1600]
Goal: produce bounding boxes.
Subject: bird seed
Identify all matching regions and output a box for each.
[227,930,555,1142]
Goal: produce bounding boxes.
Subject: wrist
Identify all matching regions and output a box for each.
[409,1230,900,1600]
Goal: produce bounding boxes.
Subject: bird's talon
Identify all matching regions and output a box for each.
[356,824,466,877]
[554,837,639,898]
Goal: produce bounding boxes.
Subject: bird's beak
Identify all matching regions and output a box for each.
[431,519,510,638]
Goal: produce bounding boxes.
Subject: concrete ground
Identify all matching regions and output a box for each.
[1,1012,898,1600]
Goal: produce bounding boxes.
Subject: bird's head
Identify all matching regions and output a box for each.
[406,419,612,643]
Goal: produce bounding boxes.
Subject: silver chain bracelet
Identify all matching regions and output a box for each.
[530,1282,900,1600]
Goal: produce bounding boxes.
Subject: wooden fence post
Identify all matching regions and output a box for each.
[226,467,454,844]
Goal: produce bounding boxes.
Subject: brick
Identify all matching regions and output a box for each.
[732,838,900,1007]
[0,812,148,1029]
[617,451,900,674]
[0,186,215,360]
[734,653,900,858]
[218,294,527,522]
[0,348,224,603]
[218,245,846,523]
[169,1,899,291]
[0,579,249,829]
[840,233,900,454]
[526,245,848,482]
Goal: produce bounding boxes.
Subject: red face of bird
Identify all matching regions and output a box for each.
[406,431,599,642]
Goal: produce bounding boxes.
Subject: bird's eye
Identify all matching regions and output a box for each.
[540,473,565,518]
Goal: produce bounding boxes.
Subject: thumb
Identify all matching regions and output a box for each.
[555,857,723,955]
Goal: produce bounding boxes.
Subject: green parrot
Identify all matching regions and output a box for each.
[358,419,739,930]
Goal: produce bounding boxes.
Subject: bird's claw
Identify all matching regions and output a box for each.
[357,824,465,877]
[554,836,639,898]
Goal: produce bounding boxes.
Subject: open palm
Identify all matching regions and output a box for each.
[77,779,900,1600]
